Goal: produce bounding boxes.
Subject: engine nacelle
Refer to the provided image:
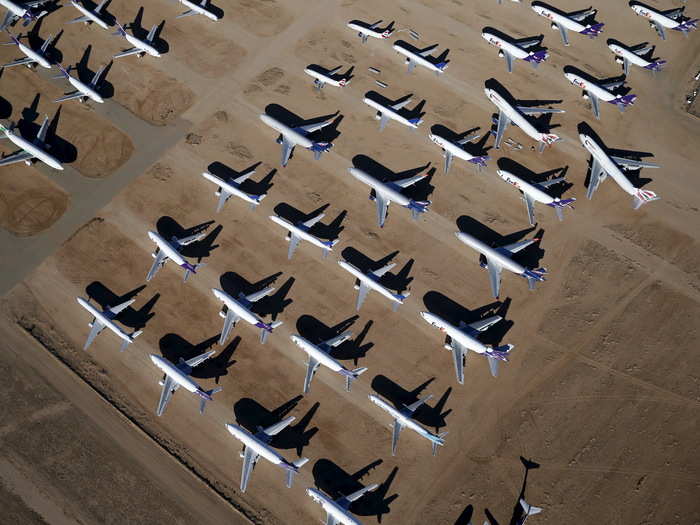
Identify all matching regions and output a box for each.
[582,93,589,100]
[498,50,504,58]
[375,111,382,120]
[276,134,283,144]
[405,58,410,64]
[219,307,227,318]
[151,251,158,258]
[551,23,558,31]
[443,344,453,351]
[615,57,624,64]
[285,232,291,241]
[353,284,360,290]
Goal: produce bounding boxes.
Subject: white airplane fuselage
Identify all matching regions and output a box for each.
[348,167,412,207]
[16,40,51,68]
[579,133,638,196]
[1,127,64,170]
[363,97,421,129]
[608,43,653,68]
[369,394,436,441]
[347,21,392,40]
[225,423,287,466]
[179,0,220,21]
[420,311,489,354]
[564,72,616,102]
[303,68,347,87]
[67,74,104,103]
[1,0,28,17]
[481,31,529,60]
[338,260,404,306]
[76,297,134,344]
[531,4,587,33]
[126,33,160,57]
[211,288,262,327]
[150,354,202,394]
[307,488,363,525]
[630,4,682,29]
[290,335,346,374]
[497,169,558,205]
[201,171,260,206]
[485,88,553,144]
[269,215,331,252]
[455,231,526,275]
[392,43,445,74]
[70,0,110,29]
[428,132,479,162]
[259,113,314,149]
[147,231,188,266]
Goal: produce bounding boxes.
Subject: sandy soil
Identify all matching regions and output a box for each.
[0,169,68,235]
[1,0,700,524]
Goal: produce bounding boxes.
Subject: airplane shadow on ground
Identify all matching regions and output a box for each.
[155,217,222,262]
[26,17,64,65]
[206,161,277,196]
[422,292,514,347]
[126,7,169,55]
[351,154,435,203]
[371,375,451,432]
[16,100,78,163]
[496,157,573,199]
[456,216,546,270]
[312,458,399,522]
[84,281,158,331]
[219,271,293,321]
[273,202,347,243]
[578,122,654,191]
[0,70,11,118]
[73,45,116,100]
[233,396,319,457]
[341,247,414,294]
[295,314,375,365]
[159,333,238,384]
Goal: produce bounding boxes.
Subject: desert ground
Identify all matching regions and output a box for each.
[1,0,699,524]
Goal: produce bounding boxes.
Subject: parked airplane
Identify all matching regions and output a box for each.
[0,117,63,170]
[53,63,106,103]
[420,311,514,382]
[290,333,367,394]
[150,352,222,416]
[347,19,394,43]
[225,419,309,493]
[497,169,575,225]
[392,40,449,74]
[112,21,160,58]
[368,393,447,456]
[269,212,337,259]
[1,0,47,30]
[211,287,283,345]
[259,112,334,167]
[455,231,547,298]
[485,83,563,151]
[338,258,410,311]
[76,296,142,351]
[578,125,660,208]
[175,0,220,21]
[307,484,378,525]
[530,2,604,45]
[304,64,352,90]
[563,68,636,119]
[629,2,697,40]
[146,230,206,282]
[1,31,55,69]
[348,166,430,228]
[428,128,489,174]
[201,169,266,212]
[481,28,549,73]
[67,0,110,30]
[607,40,666,75]
[363,92,423,131]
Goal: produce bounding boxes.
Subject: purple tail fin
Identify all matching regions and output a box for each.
[582,23,604,37]
[524,50,548,64]
[468,155,489,168]
[436,61,449,70]
[616,94,637,106]
[644,60,666,71]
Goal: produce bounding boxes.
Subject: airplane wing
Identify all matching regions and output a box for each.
[320,331,352,349]
[216,188,231,213]
[390,99,412,111]
[356,281,371,311]
[240,446,258,493]
[107,299,135,317]
[539,176,566,188]
[406,59,416,73]
[652,21,666,41]
[280,136,294,166]
[601,79,625,90]
[500,239,536,254]
[443,150,453,174]
[184,350,215,368]
[54,91,84,103]
[451,340,466,384]
[517,37,540,49]
[175,232,206,246]
[589,92,601,119]
[372,262,396,278]
[587,156,604,199]
[303,356,320,394]
[504,50,514,73]
[287,233,301,260]
[176,9,198,18]
[156,375,178,416]
[662,8,684,20]
[494,110,510,149]
[517,106,564,115]
[0,150,33,166]
[323,514,340,525]
[296,119,333,134]
[146,250,168,281]
[621,57,630,76]
[392,174,425,188]
[95,0,109,12]
[523,193,536,226]
[233,170,255,184]
[569,8,595,22]
[342,484,379,505]
[113,48,142,59]
[220,308,240,345]
[466,315,502,333]
[146,24,158,42]
[378,112,390,132]
[486,258,503,299]
[556,23,569,46]
[405,395,432,413]
[83,318,106,350]
[456,132,480,145]
[91,63,108,87]
[244,287,274,303]
[262,416,295,437]
[487,355,500,377]
[34,116,49,146]
[300,213,325,229]
[1,11,16,31]
[391,419,404,455]
[375,192,390,228]
[67,15,91,24]
[610,156,659,169]
[2,57,36,68]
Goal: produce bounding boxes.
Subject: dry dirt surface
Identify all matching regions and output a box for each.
[0,169,68,235]
[1,0,700,524]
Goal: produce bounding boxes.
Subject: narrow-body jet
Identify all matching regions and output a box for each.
[347,19,394,43]
[211,287,283,345]
[497,169,575,224]
[530,2,604,45]
[259,112,334,167]
[428,128,488,173]
[0,117,63,170]
[481,28,548,73]
[338,258,410,311]
[629,1,697,40]
[67,0,110,29]
[307,484,379,525]
[563,68,636,118]
[76,296,142,351]
[269,212,337,259]
[201,169,266,212]
[607,40,666,75]
[146,230,206,282]
[363,92,423,131]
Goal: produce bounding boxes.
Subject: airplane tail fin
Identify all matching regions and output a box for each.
[525,50,549,66]
[645,59,667,72]
[322,239,338,258]
[344,367,368,391]
[486,344,514,362]
[431,431,448,456]
[632,189,660,210]
[408,117,423,126]
[112,22,127,36]
[436,60,449,71]
[615,94,637,110]
[259,320,283,344]
[311,141,332,160]
[409,200,430,219]
[119,330,143,352]
[547,197,576,221]
[468,155,490,170]
[582,23,604,37]
[523,268,547,290]
[248,193,266,209]
[520,498,543,516]
[285,457,309,488]
[183,262,205,282]
[198,386,223,414]
[391,291,410,310]
[53,63,70,79]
